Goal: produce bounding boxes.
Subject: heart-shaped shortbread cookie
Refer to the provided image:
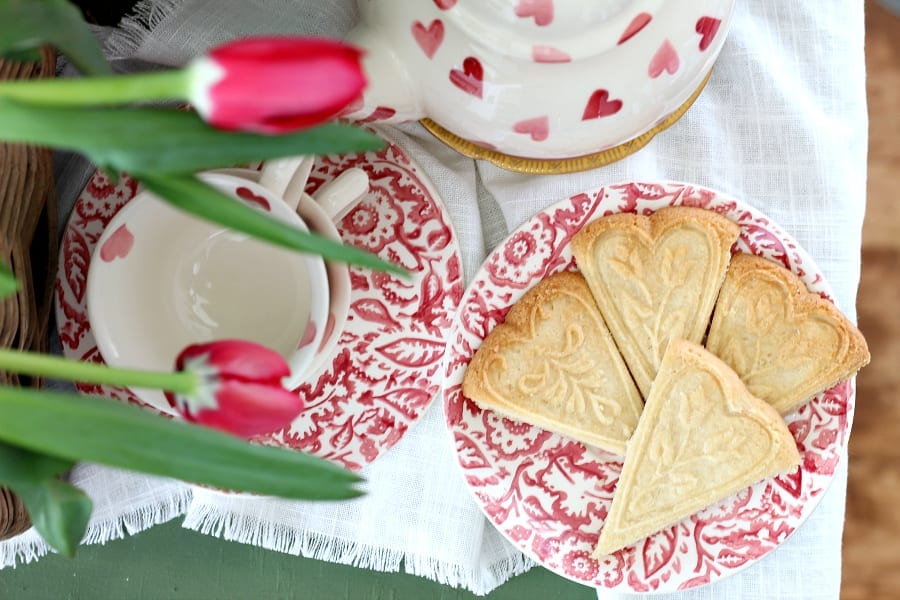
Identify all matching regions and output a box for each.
[594,339,800,556]
[706,253,870,414]
[462,271,643,456]
[571,206,740,398]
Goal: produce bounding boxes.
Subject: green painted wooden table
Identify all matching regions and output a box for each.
[0,520,597,598]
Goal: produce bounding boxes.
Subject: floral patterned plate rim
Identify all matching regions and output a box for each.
[56,126,464,471]
[441,182,852,593]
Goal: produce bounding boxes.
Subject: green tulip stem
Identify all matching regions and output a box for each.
[0,68,191,106]
[0,349,197,395]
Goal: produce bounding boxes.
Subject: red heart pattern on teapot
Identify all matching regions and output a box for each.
[582,89,623,120]
[357,106,397,123]
[649,39,679,78]
[412,19,444,59]
[696,17,722,51]
[513,116,549,141]
[618,12,652,45]
[532,45,570,63]
[515,0,554,27]
[450,56,484,98]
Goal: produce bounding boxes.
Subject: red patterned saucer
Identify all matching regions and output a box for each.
[56,127,464,471]
[442,182,852,592]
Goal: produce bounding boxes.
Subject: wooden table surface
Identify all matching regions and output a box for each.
[842,3,900,599]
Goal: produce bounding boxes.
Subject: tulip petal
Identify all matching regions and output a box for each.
[194,380,304,438]
[176,340,291,383]
[201,36,367,134]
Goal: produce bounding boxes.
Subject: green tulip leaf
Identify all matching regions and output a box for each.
[136,172,405,275]
[14,479,92,558]
[0,100,383,175]
[0,441,75,483]
[1,48,42,64]
[0,386,365,501]
[0,261,17,299]
[0,441,88,557]
[0,0,111,75]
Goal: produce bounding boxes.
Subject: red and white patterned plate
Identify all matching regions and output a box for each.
[56,127,464,471]
[442,182,853,592]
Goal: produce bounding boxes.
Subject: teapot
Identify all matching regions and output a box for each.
[344,0,734,172]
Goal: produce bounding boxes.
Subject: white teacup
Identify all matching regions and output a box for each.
[87,170,331,413]
[215,165,363,377]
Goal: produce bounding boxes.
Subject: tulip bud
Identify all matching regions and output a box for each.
[187,36,367,134]
[165,340,304,438]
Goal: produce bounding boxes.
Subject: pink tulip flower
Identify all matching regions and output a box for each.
[188,36,367,133]
[165,340,304,438]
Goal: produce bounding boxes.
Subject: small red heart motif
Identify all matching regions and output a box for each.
[582,89,623,120]
[236,186,271,211]
[433,0,457,9]
[318,313,336,352]
[696,16,722,51]
[618,12,652,45]
[100,224,135,262]
[450,57,484,98]
[532,45,571,63]
[515,0,554,26]
[299,319,317,348]
[648,39,679,78]
[357,106,397,123]
[411,19,444,59]
[513,116,549,141]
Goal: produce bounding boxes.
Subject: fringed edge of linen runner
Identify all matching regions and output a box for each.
[103,0,182,60]
[0,486,191,568]
[182,502,534,596]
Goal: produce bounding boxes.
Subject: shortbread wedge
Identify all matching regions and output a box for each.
[463,271,644,456]
[571,206,740,398]
[706,253,870,414]
[594,338,800,556]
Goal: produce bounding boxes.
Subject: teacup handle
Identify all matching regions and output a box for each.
[258,156,314,209]
[310,168,370,222]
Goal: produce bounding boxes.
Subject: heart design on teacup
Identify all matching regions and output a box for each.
[99,224,134,262]
[648,39,679,78]
[411,19,444,59]
[696,17,722,52]
[515,0,554,27]
[236,186,271,211]
[532,45,570,63]
[433,0,457,9]
[582,89,623,120]
[299,319,318,349]
[617,12,652,45]
[450,56,484,98]
[513,116,549,141]
[706,253,870,414]
[319,313,336,353]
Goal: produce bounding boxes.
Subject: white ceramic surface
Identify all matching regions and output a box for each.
[219,167,354,379]
[345,0,734,159]
[86,172,329,412]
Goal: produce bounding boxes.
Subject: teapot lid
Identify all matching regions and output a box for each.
[447,0,668,61]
